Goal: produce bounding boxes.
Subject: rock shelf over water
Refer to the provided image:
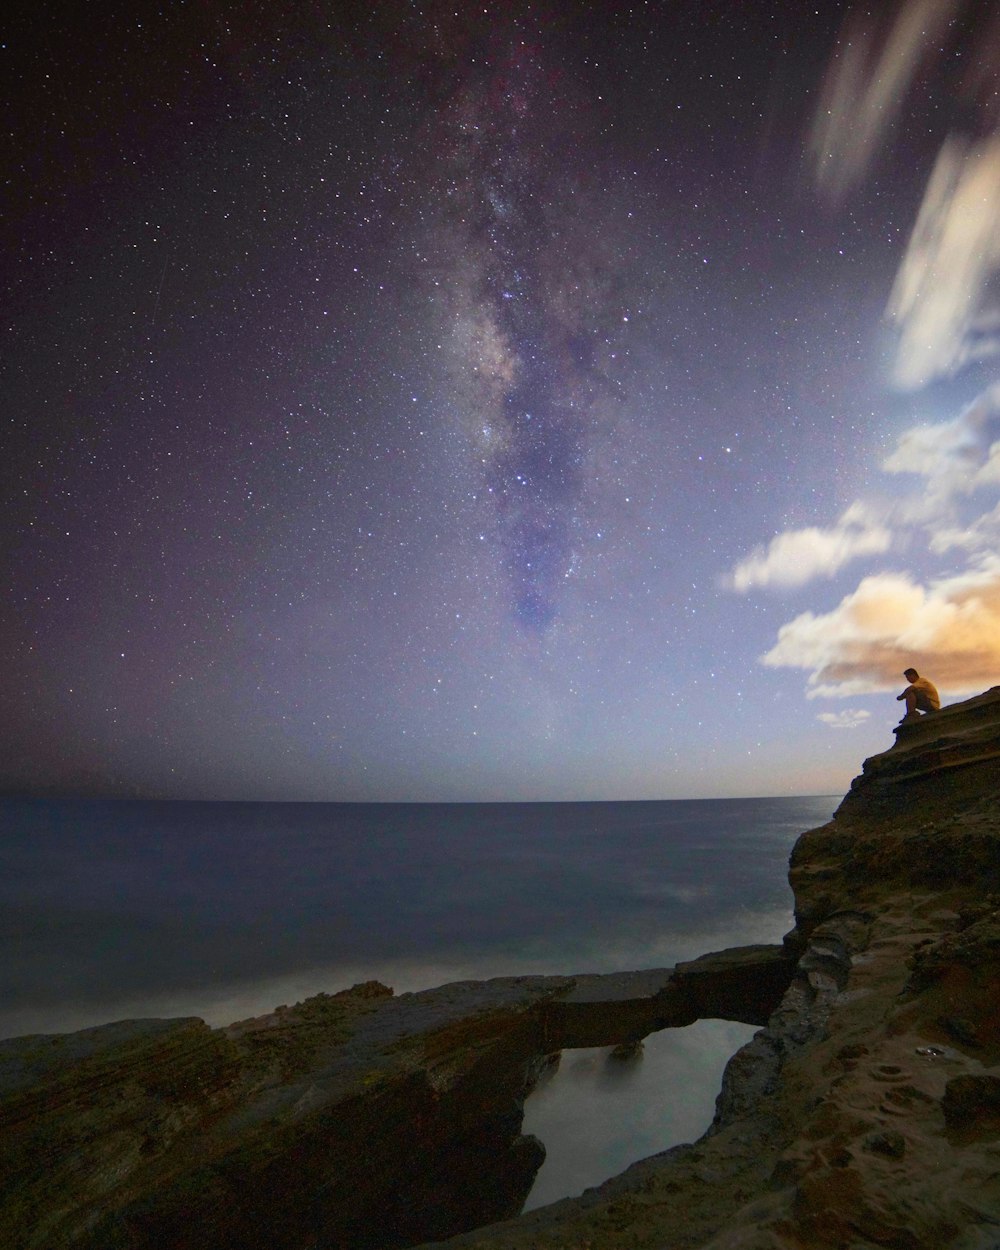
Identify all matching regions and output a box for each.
[2,686,999,1249]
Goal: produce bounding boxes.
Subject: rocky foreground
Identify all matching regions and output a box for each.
[3,688,999,1250]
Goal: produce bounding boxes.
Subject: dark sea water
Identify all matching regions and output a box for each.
[0,794,838,1208]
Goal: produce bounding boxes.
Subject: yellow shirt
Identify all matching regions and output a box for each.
[907,677,940,710]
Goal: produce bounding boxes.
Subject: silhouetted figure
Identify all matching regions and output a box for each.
[896,667,940,723]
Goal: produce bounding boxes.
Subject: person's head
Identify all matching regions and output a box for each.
[903,668,919,681]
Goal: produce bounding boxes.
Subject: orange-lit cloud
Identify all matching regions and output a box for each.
[762,561,1000,698]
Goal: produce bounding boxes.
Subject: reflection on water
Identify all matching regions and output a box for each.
[521,1019,756,1211]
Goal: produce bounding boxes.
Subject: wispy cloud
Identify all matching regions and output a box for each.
[816,709,871,730]
[927,501,1000,556]
[884,385,1000,503]
[808,0,962,202]
[727,503,891,592]
[727,394,1000,596]
[886,136,1000,389]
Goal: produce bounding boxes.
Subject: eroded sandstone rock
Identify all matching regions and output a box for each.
[0,955,791,1249]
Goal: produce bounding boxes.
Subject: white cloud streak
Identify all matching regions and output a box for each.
[927,500,1000,555]
[808,0,963,201]
[728,391,1000,595]
[884,386,1000,484]
[816,709,871,729]
[886,135,1000,389]
[727,504,891,592]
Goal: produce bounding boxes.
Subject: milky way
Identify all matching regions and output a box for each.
[430,35,635,634]
[4,1,1000,800]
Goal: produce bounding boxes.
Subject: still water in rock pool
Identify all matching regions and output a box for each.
[2,795,836,1207]
[521,1020,757,1210]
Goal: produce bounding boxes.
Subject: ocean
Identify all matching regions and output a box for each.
[1,794,838,1209]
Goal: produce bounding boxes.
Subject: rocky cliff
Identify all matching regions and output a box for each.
[421,686,1000,1250]
[2,687,999,1249]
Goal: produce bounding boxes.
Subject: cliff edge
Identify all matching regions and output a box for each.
[2,688,998,1249]
[424,685,1000,1250]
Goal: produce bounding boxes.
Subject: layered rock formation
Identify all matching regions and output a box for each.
[3,686,998,1249]
[0,951,791,1249]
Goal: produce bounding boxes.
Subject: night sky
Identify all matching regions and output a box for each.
[4,0,1000,801]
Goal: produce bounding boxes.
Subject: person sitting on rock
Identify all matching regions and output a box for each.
[896,668,940,722]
